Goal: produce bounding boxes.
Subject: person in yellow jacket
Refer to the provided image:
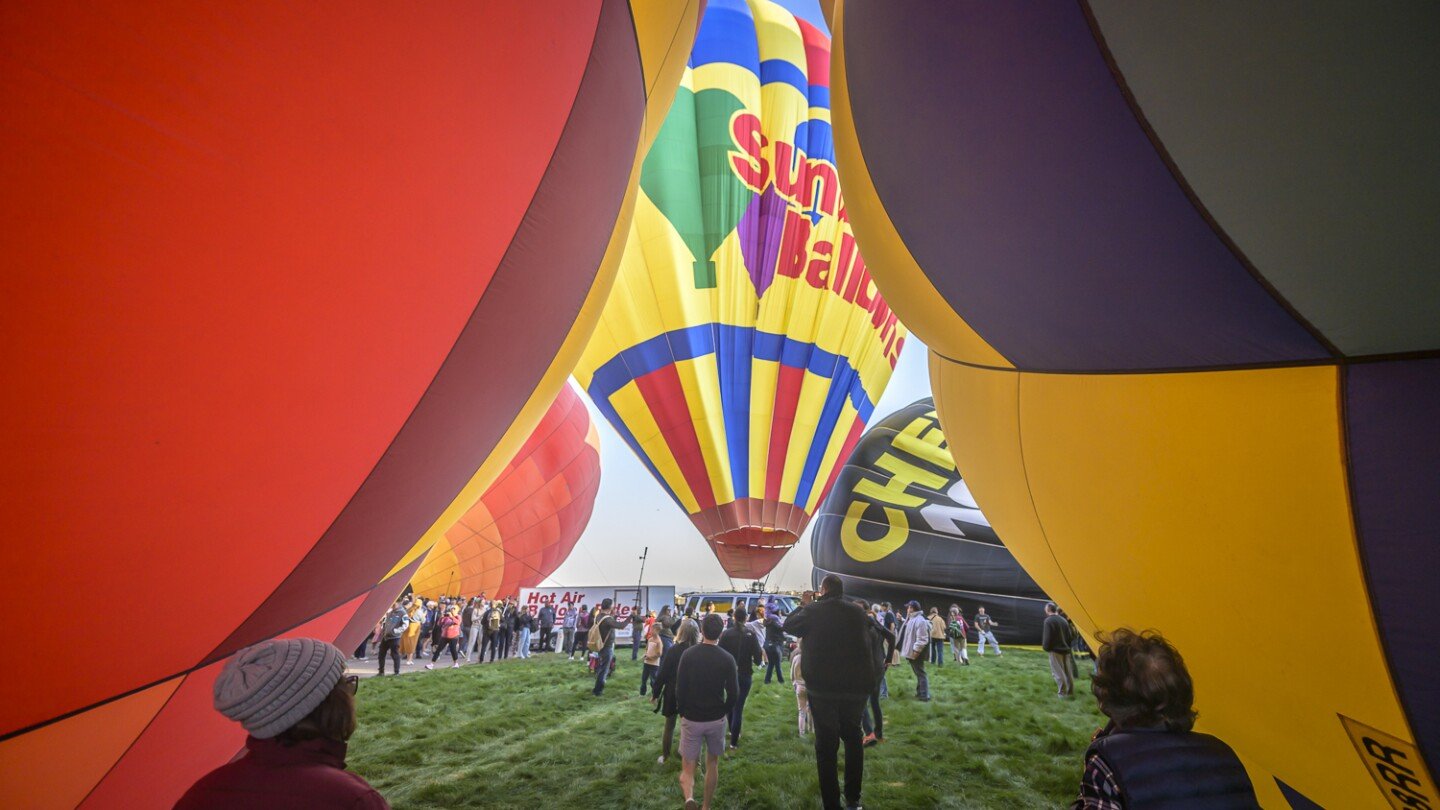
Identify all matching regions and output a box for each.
[400,601,425,664]
[928,607,948,668]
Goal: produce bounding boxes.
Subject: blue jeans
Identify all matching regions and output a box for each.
[518,627,531,658]
[929,640,943,666]
[909,656,929,700]
[728,673,753,746]
[764,643,785,683]
[592,647,614,695]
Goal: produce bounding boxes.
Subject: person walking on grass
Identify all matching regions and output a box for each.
[401,601,424,665]
[537,602,555,653]
[561,603,579,659]
[676,614,738,810]
[858,600,895,748]
[571,603,591,660]
[590,598,630,696]
[376,605,409,677]
[1042,602,1075,698]
[783,575,877,810]
[425,605,463,669]
[898,600,932,702]
[515,607,533,659]
[947,604,970,665]
[762,605,787,685]
[717,606,763,749]
[460,598,478,662]
[481,601,502,662]
[927,607,947,667]
[631,605,646,660]
[641,616,664,696]
[656,604,677,654]
[652,619,699,764]
[974,606,1002,655]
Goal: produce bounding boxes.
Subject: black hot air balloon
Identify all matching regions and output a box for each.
[811,397,1049,644]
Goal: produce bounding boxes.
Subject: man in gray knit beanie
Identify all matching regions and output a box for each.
[213,637,346,739]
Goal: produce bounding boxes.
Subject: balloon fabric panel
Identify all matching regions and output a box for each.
[409,384,601,600]
[0,0,701,805]
[576,0,904,580]
[829,1,1439,805]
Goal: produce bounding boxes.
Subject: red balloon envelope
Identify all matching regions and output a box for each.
[0,1,701,806]
[410,383,602,600]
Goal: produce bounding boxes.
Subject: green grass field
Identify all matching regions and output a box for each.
[348,648,1104,809]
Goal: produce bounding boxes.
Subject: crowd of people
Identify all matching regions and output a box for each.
[176,580,1261,809]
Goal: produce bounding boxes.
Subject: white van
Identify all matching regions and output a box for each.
[681,591,800,619]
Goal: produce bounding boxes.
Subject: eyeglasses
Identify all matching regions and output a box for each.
[341,675,360,696]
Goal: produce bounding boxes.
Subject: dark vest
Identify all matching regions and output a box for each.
[1087,727,1260,809]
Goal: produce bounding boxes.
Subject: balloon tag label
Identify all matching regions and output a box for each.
[1340,714,1436,809]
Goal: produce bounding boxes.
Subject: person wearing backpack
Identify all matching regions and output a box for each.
[589,598,630,696]
[947,604,970,665]
[927,607,948,667]
[376,605,409,677]
[482,602,502,662]
[898,600,932,702]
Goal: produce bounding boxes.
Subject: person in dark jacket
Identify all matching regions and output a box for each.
[857,600,896,747]
[176,638,388,809]
[652,620,699,764]
[676,614,738,810]
[1071,629,1259,809]
[537,603,556,652]
[783,575,877,810]
[718,606,764,748]
[762,608,787,685]
[571,603,592,660]
[498,601,516,660]
[656,604,677,653]
[591,598,631,696]
[1042,602,1075,698]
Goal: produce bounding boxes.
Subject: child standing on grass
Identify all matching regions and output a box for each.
[791,639,810,735]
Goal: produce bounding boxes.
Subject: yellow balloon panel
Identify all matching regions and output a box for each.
[936,359,1407,808]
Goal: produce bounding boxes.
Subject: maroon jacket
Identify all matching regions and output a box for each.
[174,735,388,809]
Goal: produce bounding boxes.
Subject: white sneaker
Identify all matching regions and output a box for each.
[451,663,460,669]
[657,755,666,764]
[424,663,434,670]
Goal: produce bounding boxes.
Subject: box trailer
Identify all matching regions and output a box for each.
[518,585,677,646]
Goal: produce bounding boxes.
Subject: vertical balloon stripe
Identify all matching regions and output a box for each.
[718,322,753,498]
[767,364,806,502]
[634,364,717,510]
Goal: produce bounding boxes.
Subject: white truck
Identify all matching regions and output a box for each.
[518,585,677,647]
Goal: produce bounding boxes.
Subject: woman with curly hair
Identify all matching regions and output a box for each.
[1071,629,1258,809]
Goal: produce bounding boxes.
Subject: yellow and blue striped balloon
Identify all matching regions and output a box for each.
[576,0,904,579]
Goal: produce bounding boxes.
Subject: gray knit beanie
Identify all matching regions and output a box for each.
[213,638,345,739]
